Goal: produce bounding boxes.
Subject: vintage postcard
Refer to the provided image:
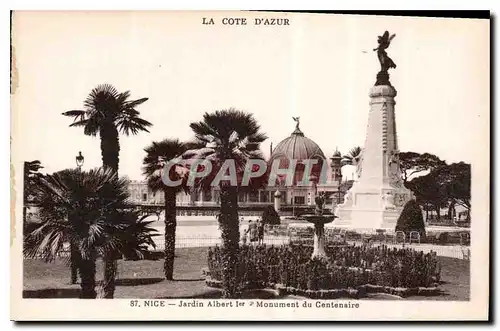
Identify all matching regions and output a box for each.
[10,11,490,321]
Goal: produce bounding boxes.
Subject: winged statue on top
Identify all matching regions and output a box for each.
[373,31,397,85]
[374,31,396,72]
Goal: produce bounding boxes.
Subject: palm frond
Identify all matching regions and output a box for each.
[65,84,150,140]
[100,210,159,259]
[117,116,152,136]
[116,90,132,106]
[187,109,268,188]
[62,110,86,121]
[142,139,192,192]
[341,146,362,165]
[68,119,89,128]
[25,167,132,262]
[124,97,149,109]
[24,160,44,174]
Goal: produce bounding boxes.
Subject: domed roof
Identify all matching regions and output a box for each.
[270,121,326,162]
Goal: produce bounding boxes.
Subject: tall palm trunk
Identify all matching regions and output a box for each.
[70,242,79,284]
[68,215,80,284]
[100,122,120,298]
[163,189,177,280]
[100,123,120,171]
[79,255,97,299]
[218,185,240,298]
[103,255,118,298]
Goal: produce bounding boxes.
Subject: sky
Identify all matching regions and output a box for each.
[11,11,490,180]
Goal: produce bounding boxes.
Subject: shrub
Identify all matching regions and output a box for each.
[262,205,280,225]
[396,199,426,241]
[207,244,440,292]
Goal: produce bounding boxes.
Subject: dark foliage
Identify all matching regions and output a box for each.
[188,109,268,298]
[63,84,152,298]
[341,146,362,166]
[23,168,158,299]
[207,244,440,292]
[396,199,426,240]
[23,160,44,224]
[399,152,446,184]
[62,84,151,173]
[142,138,194,280]
[261,205,280,225]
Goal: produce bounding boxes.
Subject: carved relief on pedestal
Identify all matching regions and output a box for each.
[389,175,404,188]
[393,193,408,207]
[382,191,396,210]
[388,150,403,188]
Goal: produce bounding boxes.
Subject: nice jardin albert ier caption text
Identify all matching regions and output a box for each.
[130,300,360,309]
[202,17,290,26]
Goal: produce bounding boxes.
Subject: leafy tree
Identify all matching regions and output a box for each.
[395,199,426,240]
[399,152,446,184]
[142,139,198,280]
[188,109,267,298]
[62,84,151,298]
[23,168,157,298]
[406,173,447,220]
[434,162,471,220]
[262,205,280,225]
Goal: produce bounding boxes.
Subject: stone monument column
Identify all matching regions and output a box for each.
[334,31,413,230]
[363,85,398,188]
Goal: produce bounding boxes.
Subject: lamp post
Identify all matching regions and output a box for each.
[70,151,84,284]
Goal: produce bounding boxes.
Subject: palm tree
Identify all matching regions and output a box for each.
[62,84,152,298]
[62,84,152,172]
[142,139,194,280]
[341,146,362,166]
[188,109,267,298]
[23,168,157,298]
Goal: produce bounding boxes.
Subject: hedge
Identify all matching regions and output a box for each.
[207,244,441,293]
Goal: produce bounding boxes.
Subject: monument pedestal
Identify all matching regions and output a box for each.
[334,187,412,230]
[335,84,413,230]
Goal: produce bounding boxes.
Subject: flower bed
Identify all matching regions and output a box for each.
[207,244,441,297]
[204,276,441,299]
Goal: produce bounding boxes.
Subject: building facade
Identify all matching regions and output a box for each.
[128,121,353,215]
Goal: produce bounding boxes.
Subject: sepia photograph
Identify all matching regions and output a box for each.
[10,10,490,321]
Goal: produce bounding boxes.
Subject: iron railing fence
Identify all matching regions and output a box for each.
[30,226,471,260]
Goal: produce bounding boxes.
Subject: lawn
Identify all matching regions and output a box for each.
[406,256,470,301]
[23,247,216,299]
[23,247,469,300]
